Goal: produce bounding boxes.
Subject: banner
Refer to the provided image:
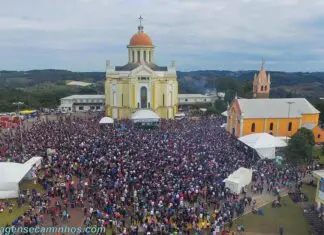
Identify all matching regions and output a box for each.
[319,178,324,200]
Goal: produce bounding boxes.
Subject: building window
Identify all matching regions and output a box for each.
[251,123,256,132]
[265,85,267,91]
[79,106,84,111]
[137,102,140,108]
[68,107,71,111]
[163,94,165,106]
[132,51,135,63]
[318,134,321,139]
[185,98,188,102]
[288,122,292,131]
[144,51,146,62]
[96,106,100,110]
[90,106,95,110]
[137,51,140,63]
[261,86,264,91]
[121,94,124,106]
[269,122,274,131]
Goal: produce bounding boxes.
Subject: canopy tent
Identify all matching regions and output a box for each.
[223,167,253,194]
[131,110,160,123]
[221,111,228,117]
[239,133,287,159]
[175,113,185,120]
[99,117,114,124]
[24,156,43,168]
[220,123,227,128]
[0,162,34,199]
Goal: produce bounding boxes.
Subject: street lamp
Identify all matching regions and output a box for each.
[286,101,294,143]
[13,102,24,151]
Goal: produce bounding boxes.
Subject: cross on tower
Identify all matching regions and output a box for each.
[138,16,143,26]
[261,58,265,68]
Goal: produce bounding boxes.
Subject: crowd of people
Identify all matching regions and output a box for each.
[0,114,303,234]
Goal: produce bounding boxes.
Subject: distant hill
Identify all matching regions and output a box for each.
[177,70,324,98]
[0,69,323,111]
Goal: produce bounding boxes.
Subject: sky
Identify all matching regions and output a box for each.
[0,0,323,72]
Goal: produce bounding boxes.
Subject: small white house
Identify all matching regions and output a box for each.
[59,95,105,112]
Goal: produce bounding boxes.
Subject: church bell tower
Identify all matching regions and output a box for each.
[253,59,271,98]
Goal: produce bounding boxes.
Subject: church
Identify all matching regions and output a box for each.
[104,18,178,120]
[226,63,324,143]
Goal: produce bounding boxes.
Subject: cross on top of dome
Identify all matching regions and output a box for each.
[138,15,144,32]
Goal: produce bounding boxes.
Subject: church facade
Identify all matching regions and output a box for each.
[104,20,178,120]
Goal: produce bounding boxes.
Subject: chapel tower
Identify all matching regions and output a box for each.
[253,59,271,98]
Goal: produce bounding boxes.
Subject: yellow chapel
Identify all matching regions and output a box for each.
[226,64,324,143]
[104,18,178,120]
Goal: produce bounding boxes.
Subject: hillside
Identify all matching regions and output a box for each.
[0,69,324,111]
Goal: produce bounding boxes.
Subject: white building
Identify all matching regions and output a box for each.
[59,95,105,112]
[60,93,220,113]
[178,94,218,106]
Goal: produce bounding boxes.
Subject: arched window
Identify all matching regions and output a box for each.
[132,51,135,63]
[149,51,152,62]
[144,51,147,62]
[318,134,321,139]
[251,123,256,132]
[261,86,264,91]
[269,122,274,131]
[288,122,292,131]
[163,94,165,106]
[140,87,147,108]
[264,85,267,91]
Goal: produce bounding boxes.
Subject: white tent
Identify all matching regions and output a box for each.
[175,113,185,120]
[24,157,43,180]
[0,162,33,199]
[239,133,287,159]
[99,117,114,124]
[131,110,160,123]
[223,167,253,194]
[221,111,228,117]
[24,156,42,168]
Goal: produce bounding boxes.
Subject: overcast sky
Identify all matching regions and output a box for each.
[0,0,323,72]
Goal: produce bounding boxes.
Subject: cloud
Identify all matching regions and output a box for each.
[0,0,323,72]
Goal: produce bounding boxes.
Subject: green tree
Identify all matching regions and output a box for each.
[285,127,315,164]
[313,100,324,124]
[214,100,227,113]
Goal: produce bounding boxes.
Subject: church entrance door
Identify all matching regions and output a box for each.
[140,86,148,108]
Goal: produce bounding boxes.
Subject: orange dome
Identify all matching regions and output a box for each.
[129,32,153,46]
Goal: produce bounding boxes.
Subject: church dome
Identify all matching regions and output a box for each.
[129,32,153,46]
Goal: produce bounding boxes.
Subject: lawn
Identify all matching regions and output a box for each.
[233,196,312,235]
[301,184,317,203]
[0,180,44,226]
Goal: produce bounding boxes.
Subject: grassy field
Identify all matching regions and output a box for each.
[233,196,312,235]
[301,184,317,203]
[0,180,44,226]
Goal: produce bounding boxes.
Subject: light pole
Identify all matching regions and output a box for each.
[286,101,294,143]
[13,102,24,151]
